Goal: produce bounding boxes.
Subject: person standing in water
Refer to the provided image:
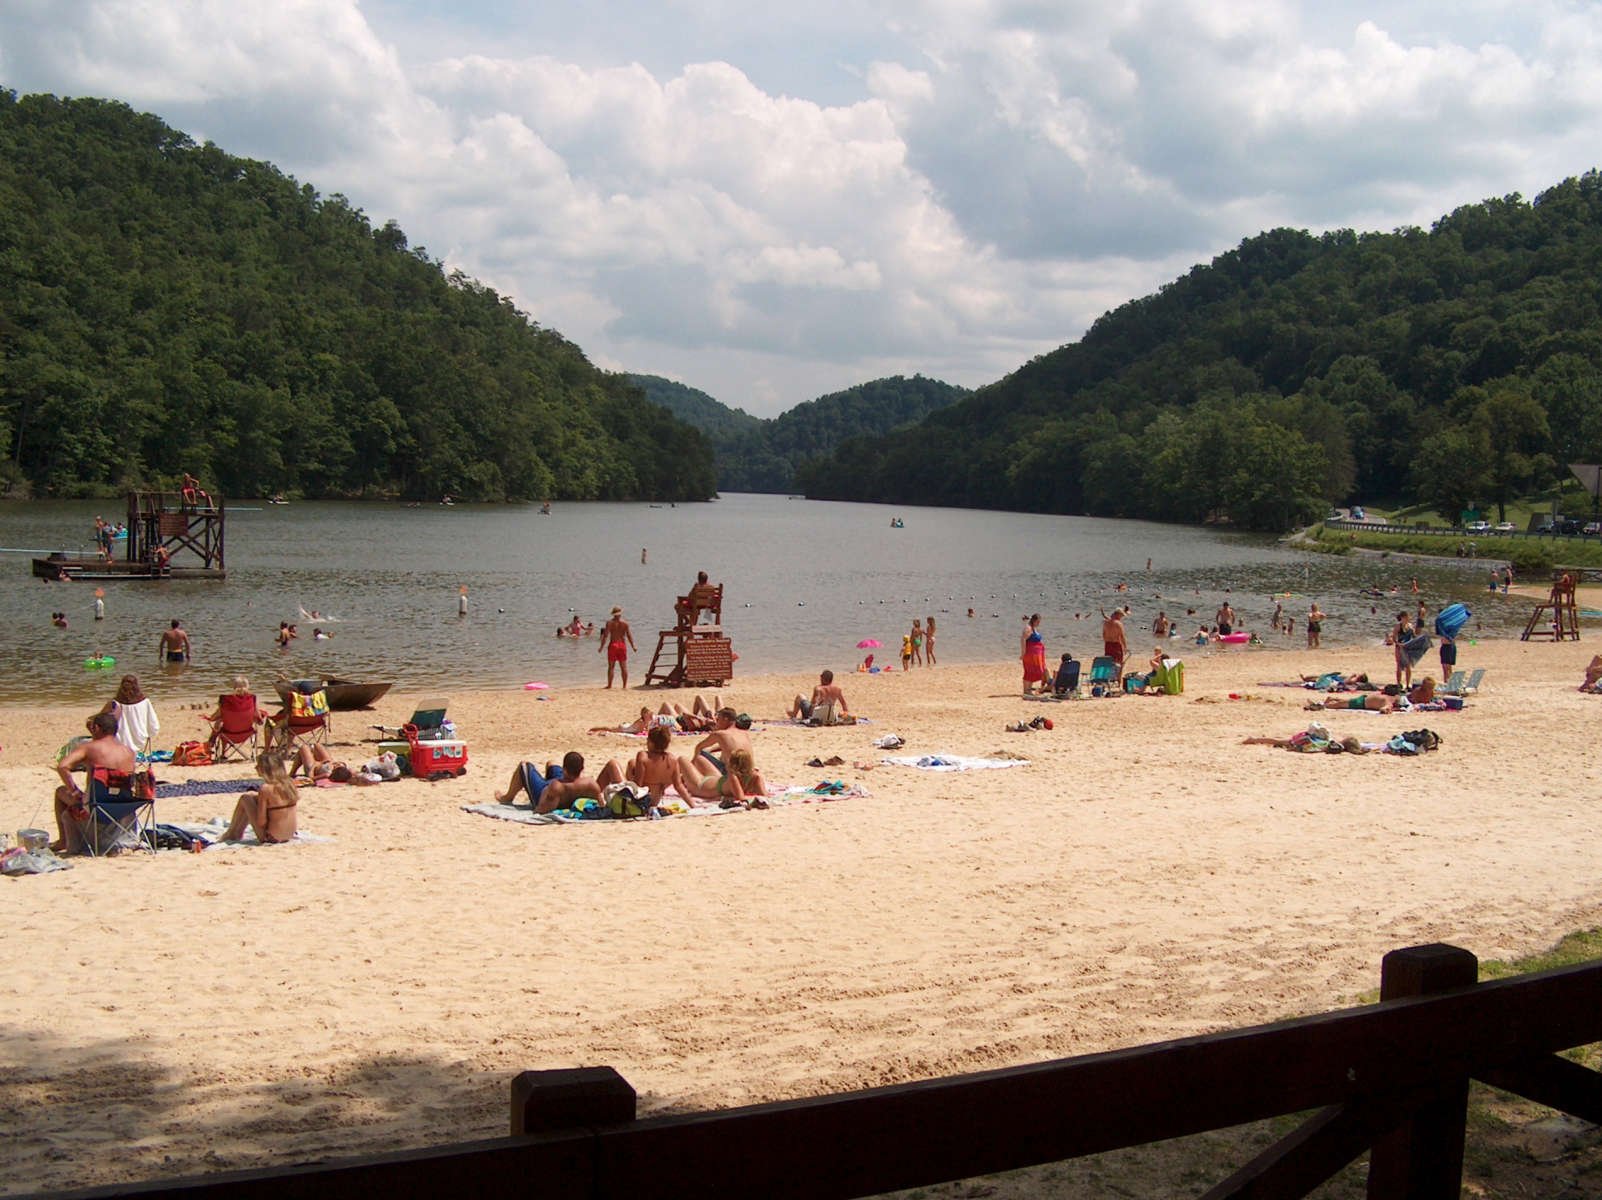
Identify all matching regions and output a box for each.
[159,618,192,664]
[1306,602,1325,650]
[600,606,636,689]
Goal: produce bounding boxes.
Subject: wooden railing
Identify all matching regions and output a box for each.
[34,944,1602,1199]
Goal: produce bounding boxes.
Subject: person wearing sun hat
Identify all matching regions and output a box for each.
[599,606,636,689]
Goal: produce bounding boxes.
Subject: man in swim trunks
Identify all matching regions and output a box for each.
[692,707,755,776]
[1315,693,1398,713]
[788,670,853,725]
[1215,601,1235,637]
[599,606,636,689]
[51,711,138,852]
[158,618,192,663]
[1100,607,1127,669]
[495,750,609,814]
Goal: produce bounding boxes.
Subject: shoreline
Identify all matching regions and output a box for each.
[4,637,1601,1193]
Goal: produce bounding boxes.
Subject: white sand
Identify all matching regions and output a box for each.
[3,634,1599,1192]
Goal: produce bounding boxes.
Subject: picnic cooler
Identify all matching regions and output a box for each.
[402,722,468,779]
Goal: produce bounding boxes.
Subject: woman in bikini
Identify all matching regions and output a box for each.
[682,746,768,809]
[924,615,937,665]
[618,725,693,802]
[910,619,924,667]
[222,753,299,843]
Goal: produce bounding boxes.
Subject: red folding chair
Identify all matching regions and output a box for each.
[208,693,263,763]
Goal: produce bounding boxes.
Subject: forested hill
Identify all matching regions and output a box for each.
[796,173,1602,531]
[0,91,715,502]
[630,373,968,493]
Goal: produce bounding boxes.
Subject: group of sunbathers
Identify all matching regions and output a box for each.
[502,704,771,814]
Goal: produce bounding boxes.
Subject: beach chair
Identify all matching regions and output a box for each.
[1051,659,1081,698]
[208,693,262,763]
[1459,667,1486,695]
[1086,656,1121,696]
[1440,670,1466,696]
[269,688,330,758]
[84,766,156,856]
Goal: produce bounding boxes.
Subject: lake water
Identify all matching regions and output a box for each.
[0,493,1527,705]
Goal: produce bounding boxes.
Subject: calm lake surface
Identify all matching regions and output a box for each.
[0,493,1526,705]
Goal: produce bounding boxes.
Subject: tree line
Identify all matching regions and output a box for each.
[631,373,967,493]
[796,174,1602,530]
[0,91,716,502]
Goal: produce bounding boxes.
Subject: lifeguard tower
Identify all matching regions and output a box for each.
[644,578,734,687]
[1520,571,1579,641]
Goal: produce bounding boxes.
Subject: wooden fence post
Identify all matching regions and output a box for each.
[1365,943,1478,1199]
[510,1066,636,1136]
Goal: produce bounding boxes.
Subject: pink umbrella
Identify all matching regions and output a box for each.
[856,638,882,648]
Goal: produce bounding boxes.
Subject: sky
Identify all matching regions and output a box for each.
[3,2,1600,418]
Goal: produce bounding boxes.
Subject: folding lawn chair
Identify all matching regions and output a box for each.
[269,688,330,759]
[209,692,263,763]
[1440,670,1466,695]
[84,766,156,856]
[1086,656,1121,695]
[1460,667,1486,695]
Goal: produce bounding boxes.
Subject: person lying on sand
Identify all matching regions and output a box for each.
[495,750,622,814]
[1310,693,1400,713]
[288,744,381,785]
[681,746,769,809]
[1243,733,1369,754]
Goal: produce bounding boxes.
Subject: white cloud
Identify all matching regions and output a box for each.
[2,1,1601,415]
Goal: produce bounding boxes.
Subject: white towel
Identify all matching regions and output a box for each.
[114,698,160,753]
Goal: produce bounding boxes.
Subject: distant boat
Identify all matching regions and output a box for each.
[267,495,289,506]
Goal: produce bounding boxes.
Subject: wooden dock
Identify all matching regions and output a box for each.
[30,489,227,581]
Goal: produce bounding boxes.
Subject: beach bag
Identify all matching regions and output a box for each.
[132,767,158,801]
[604,782,652,818]
[171,741,211,767]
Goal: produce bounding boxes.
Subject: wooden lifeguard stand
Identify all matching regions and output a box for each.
[31,488,226,581]
[1520,571,1579,641]
[644,582,734,687]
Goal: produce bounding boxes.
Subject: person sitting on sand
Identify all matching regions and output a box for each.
[682,746,769,809]
[51,712,137,853]
[692,707,755,775]
[1580,655,1602,693]
[614,725,695,803]
[1407,675,1436,706]
[788,669,853,725]
[221,753,300,843]
[495,750,621,814]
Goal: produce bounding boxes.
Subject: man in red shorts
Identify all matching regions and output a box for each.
[1101,607,1128,669]
[600,606,636,689]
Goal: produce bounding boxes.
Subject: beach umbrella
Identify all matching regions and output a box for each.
[856,638,882,648]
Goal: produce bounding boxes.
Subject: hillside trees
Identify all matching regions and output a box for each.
[0,91,715,501]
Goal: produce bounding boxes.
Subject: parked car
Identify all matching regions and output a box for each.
[1494,521,1516,532]
[1585,521,1602,536]
[1465,520,1490,533]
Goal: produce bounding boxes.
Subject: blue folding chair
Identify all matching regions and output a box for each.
[84,767,156,856]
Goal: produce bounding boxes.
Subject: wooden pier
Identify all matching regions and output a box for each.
[32,489,226,581]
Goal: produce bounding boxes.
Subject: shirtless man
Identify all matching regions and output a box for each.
[692,707,754,776]
[495,750,619,814]
[51,712,137,852]
[159,618,192,664]
[788,669,853,725]
[599,606,636,689]
[676,571,719,627]
[1100,607,1128,669]
[1215,601,1236,637]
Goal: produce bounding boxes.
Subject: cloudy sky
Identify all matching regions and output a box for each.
[3,2,1599,416]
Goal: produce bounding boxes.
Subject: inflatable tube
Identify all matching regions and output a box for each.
[1220,632,1250,644]
[523,681,549,690]
[1433,603,1470,639]
[83,655,116,668]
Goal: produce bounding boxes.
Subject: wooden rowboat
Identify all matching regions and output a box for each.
[275,677,395,710]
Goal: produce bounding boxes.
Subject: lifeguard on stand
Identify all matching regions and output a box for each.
[647,572,734,687]
[180,473,213,510]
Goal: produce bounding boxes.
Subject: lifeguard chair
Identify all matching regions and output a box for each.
[1521,571,1580,641]
[645,581,734,687]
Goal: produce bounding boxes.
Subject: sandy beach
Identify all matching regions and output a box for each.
[3,631,1601,1193]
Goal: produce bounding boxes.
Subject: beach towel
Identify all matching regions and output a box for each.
[166,818,332,848]
[1433,603,1471,639]
[157,778,260,798]
[1401,633,1432,667]
[463,783,870,826]
[881,755,1030,771]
